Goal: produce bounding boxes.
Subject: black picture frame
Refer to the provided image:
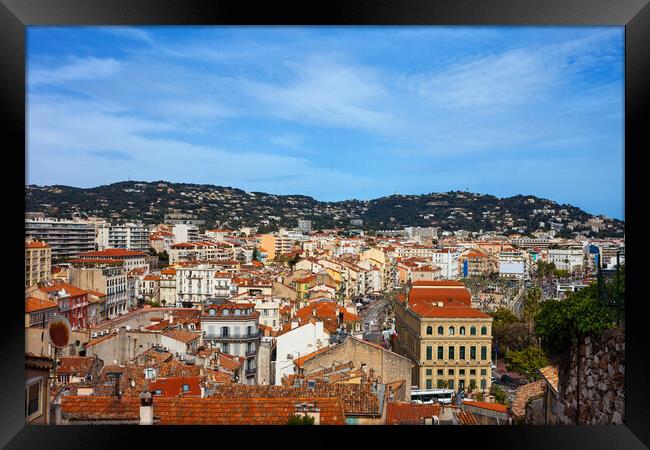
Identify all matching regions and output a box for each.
[2,0,647,448]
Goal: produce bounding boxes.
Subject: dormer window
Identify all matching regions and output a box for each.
[144,368,156,380]
[209,309,216,316]
[223,309,229,316]
[234,309,241,316]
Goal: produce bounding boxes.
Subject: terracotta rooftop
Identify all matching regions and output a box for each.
[456,410,479,425]
[512,380,545,417]
[539,364,560,393]
[149,376,202,397]
[161,329,201,344]
[56,356,99,375]
[462,400,509,414]
[154,397,345,425]
[79,249,146,257]
[61,396,140,422]
[209,383,381,416]
[26,240,49,249]
[385,402,442,425]
[25,296,58,313]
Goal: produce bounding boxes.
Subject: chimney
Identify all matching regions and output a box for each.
[139,391,154,425]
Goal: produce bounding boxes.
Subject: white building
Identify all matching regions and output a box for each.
[201,302,260,384]
[274,320,330,385]
[297,219,312,233]
[431,249,460,279]
[25,218,96,260]
[498,251,527,279]
[548,248,585,271]
[172,224,199,244]
[104,223,151,252]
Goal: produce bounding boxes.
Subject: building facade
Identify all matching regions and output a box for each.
[25,219,95,261]
[25,240,52,288]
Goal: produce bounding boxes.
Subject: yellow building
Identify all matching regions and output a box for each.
[393,281,493,394]
[25,240,51,288]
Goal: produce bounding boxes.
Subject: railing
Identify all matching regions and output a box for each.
[203,331,261,341]
[245,367,257,376]
[245,349,257,357]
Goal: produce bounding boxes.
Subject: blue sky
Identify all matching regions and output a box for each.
[26,26,624,219]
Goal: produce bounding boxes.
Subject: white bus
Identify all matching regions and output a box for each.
[410,388,454,405]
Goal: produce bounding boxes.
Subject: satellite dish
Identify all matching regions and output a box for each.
[48,315,71,348]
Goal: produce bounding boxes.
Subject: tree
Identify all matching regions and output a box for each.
[490,384,509,405]
[535,283,616,354]
[506,346,549,381]
[522,287,541,332]
[287,414,315,425]
[252,246,261,262]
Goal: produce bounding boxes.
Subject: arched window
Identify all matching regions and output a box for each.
[449,326,455,336]
[234,309,241,316]
[437,326,444,335]
[426,326,433,335]
[223,309,230,316]
[470,326,477,336]
[481,326,487,336]
[209,309,216,316]
[459,326,466,335]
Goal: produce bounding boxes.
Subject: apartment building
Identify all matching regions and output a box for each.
[38,282,89,330]
[25,218,95,261]
[176,264,222,307]
[169,241,235,264]
[459,250,498,278]
[69,263,129,319]
[547,248,585,271]
[172,224,199,244]
[393,281,493,393]
[259,232,297,260]
[104,223,151,252]
[432,249,460,279]
[201,302,261,384]
[73,249,149,272]
[159,268,177,307]
[25,240,51,288]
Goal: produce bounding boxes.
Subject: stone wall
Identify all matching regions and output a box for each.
[557,327,624,425]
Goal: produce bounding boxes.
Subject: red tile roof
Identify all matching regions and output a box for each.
[61,396,140,421]
[462,400,509,413]
[155,397,345,425]
[39,282,87,298]
[512,380,545,417]
[56,356,98,375]
[539,364,559,393]
[26,240,49,249]
[385,402,441,425]
[79,249,146,257]
[149,376,202,397]
[161,329,201,344]
[25,296,58,313]
[407,298,491,319]
[456,410,479,425]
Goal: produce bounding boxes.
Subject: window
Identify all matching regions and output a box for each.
[459,346,466,360]
[459,369,465,376]
[459,326,466,335]
[25,380,41,420]
[449,326,455,336]
[154,389,162,395]
[480,380,486,390]
[234,309,241,316]
[182,384,190,392]
[470,369,476,376]
[425,379,432,389]
[481,346,487,360]
[426,346,432,360]
[437,380,446,388]
[448,380,454,390]
[223,309,230,316]
[426,326,432,335]
[209,309,216,316]
[437,369,443,376]
[222,326,229,337]
[481,326,487,336]
[222,343,229,354]
[480,369,487,376]
[470,326,477,336]
[448,346,455,360]
[425,368,432,376]
[470,346,477,360]
[437,346,443,360]
[437,326,444,335]
[263,310,269,317]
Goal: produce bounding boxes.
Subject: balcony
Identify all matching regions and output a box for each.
[203,331,261,341]
[245,367,257,376]
[245,348,257,357]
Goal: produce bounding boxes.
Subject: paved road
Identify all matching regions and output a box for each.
[512,283,527,318]
[361,298,387,336]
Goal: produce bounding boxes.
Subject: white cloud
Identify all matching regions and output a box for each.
[240,57,401,132]
[29,57,122,86]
